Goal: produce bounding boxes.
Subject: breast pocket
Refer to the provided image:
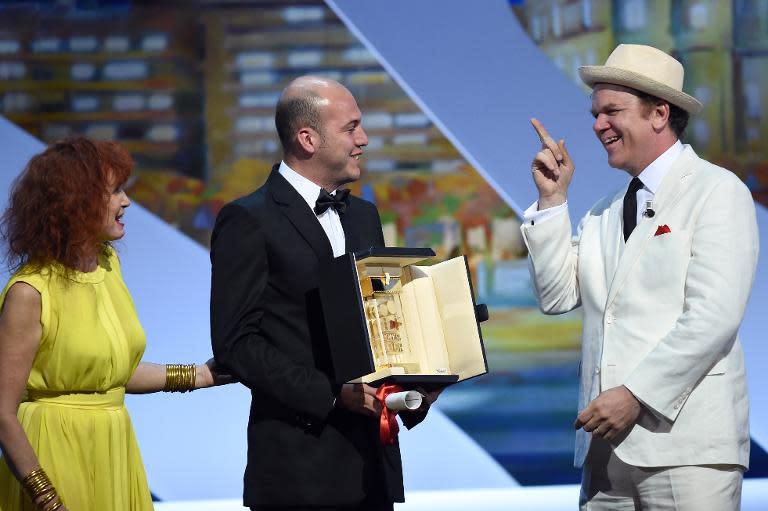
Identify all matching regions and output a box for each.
[640,227,691,292]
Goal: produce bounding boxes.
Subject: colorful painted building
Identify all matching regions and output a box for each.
[512,0,768,204]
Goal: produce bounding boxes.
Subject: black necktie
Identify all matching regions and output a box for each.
[314,188,350,215]
[623,177,644,242]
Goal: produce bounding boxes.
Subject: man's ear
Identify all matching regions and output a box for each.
[651,102,671,133]
[296,127,319,155]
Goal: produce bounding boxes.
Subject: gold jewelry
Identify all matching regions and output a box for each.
[24,478,52,496]
[21,468,45,485]
[37,491,57,508]
[45,500,64,511]
[22,468,52,497]
[21,467,62,511]
[164,363,197,392]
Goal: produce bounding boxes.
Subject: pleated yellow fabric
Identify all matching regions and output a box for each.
[0,249,153,510]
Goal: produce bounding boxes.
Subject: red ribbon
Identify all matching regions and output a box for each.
[375,384,404,445]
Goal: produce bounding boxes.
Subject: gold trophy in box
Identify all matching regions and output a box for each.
[359,269,419,373]
[319,247,488,389]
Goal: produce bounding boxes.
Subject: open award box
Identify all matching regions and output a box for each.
[319,247,489,390]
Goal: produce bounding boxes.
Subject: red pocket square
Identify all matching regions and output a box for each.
[654,225,671,236]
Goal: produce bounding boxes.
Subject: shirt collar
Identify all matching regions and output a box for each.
[278,160,324,212]
[636,140,683,194]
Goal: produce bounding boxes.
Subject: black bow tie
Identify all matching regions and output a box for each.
[314,188,350,215]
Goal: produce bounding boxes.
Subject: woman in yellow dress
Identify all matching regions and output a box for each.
[0,137,227,510]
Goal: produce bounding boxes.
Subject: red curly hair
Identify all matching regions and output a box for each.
[1,137,133,272]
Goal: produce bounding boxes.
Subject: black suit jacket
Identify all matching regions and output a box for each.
[210,167,422,508]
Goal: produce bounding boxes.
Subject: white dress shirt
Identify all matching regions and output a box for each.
[524,140,684,227]
[279,161,346,257]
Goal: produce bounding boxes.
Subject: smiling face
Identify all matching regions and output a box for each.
[314,85,368,188]
[591,83,665,176]
[101,176,131,242]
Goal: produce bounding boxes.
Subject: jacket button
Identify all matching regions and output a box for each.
[595,367,601,374]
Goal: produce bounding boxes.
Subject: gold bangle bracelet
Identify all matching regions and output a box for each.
[36,490,57,508]
[25,479,52,494]
[26,481,50,495]
[164,364,197,392]
[21,468,46,488]
[25,479,51,492]
[21,468,55,500]
[44,500,63,511]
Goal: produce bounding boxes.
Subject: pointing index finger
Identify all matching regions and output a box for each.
[530,118,552,143]
[531,118,563,163]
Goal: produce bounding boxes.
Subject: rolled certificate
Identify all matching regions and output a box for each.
[384,390,423,411]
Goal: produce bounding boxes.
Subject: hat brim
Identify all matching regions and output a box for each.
[579,65,703,115]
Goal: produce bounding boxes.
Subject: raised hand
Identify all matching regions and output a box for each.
[530,118,575,209]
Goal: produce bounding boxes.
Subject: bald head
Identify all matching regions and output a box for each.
[275,75,347,155]
[284,75,345,97]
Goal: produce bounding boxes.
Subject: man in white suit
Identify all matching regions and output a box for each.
[522,44,758,510]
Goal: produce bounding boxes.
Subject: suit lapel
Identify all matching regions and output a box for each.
[268,166,334,263]
[602,189,625,288]
[605,147,697,308]
[339,201,360,253]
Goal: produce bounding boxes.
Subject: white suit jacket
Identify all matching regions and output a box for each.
[521,146,758,469]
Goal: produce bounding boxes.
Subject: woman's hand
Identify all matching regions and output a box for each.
[195,358,236,389]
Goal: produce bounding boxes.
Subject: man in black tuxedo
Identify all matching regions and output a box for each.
[210,76,427,511]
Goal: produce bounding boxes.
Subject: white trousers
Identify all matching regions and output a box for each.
[580,438,743,511]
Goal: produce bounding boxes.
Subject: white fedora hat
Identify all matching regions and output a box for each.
[579,44,703,114]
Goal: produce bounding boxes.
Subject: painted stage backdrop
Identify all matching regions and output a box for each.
[509,0,768,208]
[0,0,765,486]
